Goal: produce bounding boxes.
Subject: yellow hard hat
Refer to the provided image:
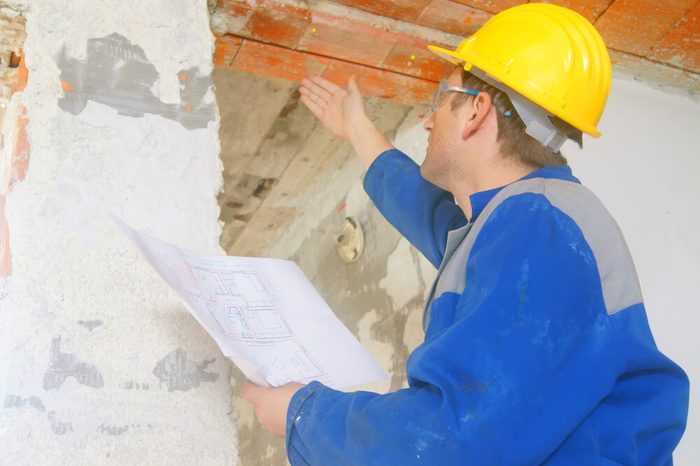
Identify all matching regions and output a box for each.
[428,3,611,138]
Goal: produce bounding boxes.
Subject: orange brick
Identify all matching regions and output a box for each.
[232,40,329,81]
[418,0,493,35]
[214,35,243,66]
[658,0,699,9]
[323,61,437,106]
[535,0,613,22]
[596,0,689,56]
[383,40,454,81]
[451,0,526,14]
[0,106,30,279]
[246,3,311,48]
[10,107,29,189]
[217,0,253,20]
[650,3,700,73]
[229,38,436,106]
[330,0,433,22]
[298,11,399,67]
[11,52,28,92]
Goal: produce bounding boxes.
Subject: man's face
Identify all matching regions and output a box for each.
[421,68,467,190]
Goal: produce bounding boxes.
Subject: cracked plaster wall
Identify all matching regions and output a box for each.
[0,1,236,464]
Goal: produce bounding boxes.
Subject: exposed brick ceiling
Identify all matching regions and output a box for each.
[211,0,700,102]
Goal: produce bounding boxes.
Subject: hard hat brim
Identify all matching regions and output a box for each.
[427,44,603,138]
[427,45,463,65]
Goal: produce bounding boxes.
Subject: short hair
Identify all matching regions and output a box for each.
[451,68,569,167]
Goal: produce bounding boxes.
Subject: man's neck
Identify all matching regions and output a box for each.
[453,160,536,221]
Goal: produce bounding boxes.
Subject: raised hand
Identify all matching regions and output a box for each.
[299,75,367,140]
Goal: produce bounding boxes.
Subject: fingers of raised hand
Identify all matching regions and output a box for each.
[299,85,327,108]
[308,75,342,95]
[300,93,324,120]
[300,76,333,102]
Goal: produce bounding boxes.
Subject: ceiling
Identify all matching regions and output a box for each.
[210,0,700,102]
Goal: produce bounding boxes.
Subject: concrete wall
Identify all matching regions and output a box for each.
[218,68,699,464]
[0,1,237,464]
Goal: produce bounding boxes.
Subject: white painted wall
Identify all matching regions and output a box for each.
[0,1,237,464]
[565,78,700,465]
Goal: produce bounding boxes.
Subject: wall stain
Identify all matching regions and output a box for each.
[277,90,300,118]
[56,33,215,129]
[152,348,218,392]
[43,336,104,390]
[122,380,149,390]
[47,411,73,435]
[97,423,130,436]
[77,319,103,331]
[3,394,45,412]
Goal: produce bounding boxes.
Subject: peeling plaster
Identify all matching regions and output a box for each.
[210,9,253,36]
[57,33,216,129]
[47,410,74,435]
[3,394,46,412]
[97,423,129,436]
[355,308,393,394]
[121,380,149,390]
[380,238,425,310]
[43,336,104,390]
[76,319,103,331]
[153,348,219,392]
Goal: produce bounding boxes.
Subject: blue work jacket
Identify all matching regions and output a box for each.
[285,148,689,465]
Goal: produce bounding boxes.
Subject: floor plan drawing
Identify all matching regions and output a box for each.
[246,340,326,386]
[114,215,388,389]
[168,261,327,384]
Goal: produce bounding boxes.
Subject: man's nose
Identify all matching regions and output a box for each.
[423,113,434,131]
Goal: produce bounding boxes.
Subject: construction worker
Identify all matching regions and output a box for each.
[241,3,689,464]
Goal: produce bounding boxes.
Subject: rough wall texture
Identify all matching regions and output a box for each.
[216,68,436,465]
[0,1,237,464]
[0,3,28,277]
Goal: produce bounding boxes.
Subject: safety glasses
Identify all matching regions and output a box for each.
[431,81,481,113]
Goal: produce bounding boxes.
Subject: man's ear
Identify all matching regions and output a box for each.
[461,92,492,140]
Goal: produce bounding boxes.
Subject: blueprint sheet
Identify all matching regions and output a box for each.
[114,217,388,389]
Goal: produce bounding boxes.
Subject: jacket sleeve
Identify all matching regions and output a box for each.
[363,148,466,268]
[285,193,688,465]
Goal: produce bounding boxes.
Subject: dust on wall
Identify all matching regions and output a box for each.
[0,1,237,464]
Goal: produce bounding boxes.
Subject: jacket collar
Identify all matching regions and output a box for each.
[468,165,580,221]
